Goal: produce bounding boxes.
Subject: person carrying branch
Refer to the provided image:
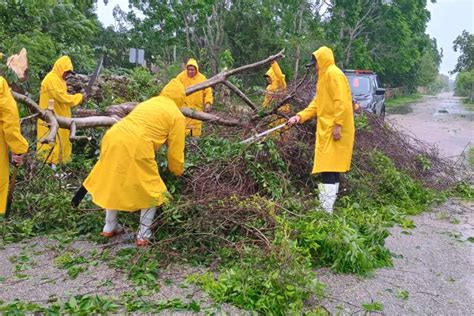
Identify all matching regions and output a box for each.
[0,76,28,215]
[176,58,213,137]
[36,56,84,165]
[80,78,186,247]
[263,61,291,136]
[288,46,355,213]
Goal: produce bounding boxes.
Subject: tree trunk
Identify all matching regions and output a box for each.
[293,2,305,80]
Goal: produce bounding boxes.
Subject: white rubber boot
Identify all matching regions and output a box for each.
[318,183,339,213]
[137,207,157,242]
[102,209,120,236]
[103,209,118,232]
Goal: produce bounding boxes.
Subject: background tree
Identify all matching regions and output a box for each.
[451,31,473,101]
[0,0,100,90]
[1,0,442,94]
[451,30,474,74]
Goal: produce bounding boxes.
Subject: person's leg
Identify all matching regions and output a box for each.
[321,172,337,184]
[137,207,157,246]
[318,172,340,213]
[101,209,122,237]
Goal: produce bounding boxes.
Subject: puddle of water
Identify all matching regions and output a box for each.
[387,104,413,115]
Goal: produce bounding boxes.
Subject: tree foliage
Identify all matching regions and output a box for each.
[0,0,100,88]
[455,70,474,101]
[0,0,441,91]
[451,30,474,74]
[452,31,474,101]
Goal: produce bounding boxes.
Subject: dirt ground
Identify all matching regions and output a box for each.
[317,93,474,315]
[0,93,472,314]
[0,232,242,314]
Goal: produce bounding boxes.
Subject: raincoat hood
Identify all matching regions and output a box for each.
[53,56,74,77]
[265,67,277,82]
[313,46,335,71]
[160,78,186,108]
[186,58,199,73]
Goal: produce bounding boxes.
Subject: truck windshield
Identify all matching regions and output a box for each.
[347,76,372,95]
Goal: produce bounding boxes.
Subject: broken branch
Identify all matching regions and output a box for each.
[223,80,257,111]
[40,107,58,144]
[185,49,285,95]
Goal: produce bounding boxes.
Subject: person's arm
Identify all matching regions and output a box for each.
[46,77,83,107]
[167,115,186,176]
[328,72,346,126]
[296,96,318,123]
[1,81,28,155]
[203,85,213,111]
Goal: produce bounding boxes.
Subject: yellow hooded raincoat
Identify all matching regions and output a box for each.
[37,56,83,164]
[263,61,291,131]
[176,59,213,137]
[83,79,186,212]
[0,77,28,214]
[297,47,354,173]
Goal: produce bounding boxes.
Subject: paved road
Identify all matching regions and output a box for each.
[388,93,473,160]
[316,94,474,315]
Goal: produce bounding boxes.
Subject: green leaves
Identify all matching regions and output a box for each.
[54,252,88,279]
[452,30,474,74]
[0,0,99,90]
[362,301,384,312]
[190,246,323,315]
[0,295,119,315]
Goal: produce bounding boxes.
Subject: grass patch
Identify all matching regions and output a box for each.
[463,100,474,112]
[386,93,423,108]
[468,147,474,169]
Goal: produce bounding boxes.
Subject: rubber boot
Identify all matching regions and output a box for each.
[137,207,157,246]
[318,183,339,213]
[101,209,122,237]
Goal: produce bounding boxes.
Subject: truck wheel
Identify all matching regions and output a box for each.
[380,104,386,120]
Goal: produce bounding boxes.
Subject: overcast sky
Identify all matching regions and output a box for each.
[426,0,473,77]
[97,0,473,77]
[96,0,129,28]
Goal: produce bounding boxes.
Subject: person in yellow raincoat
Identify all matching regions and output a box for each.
[82,78,186,246]
[288,46,354,213]
[176,58,213,137]
[37,56,84,165]
[0,76,28,214]
[263,61,291,136]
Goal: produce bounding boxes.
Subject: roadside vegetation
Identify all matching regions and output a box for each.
[386,93,423,108]
[468,147,474,169]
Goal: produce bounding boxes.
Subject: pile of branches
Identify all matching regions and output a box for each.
[183,157,258,201]
[67,74,163,104]
[67,74,158,104]
[151,196,277,257]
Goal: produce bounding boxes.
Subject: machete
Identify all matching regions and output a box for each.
[84,55,104,96]
[71,185,88,208]
[5,165,19,218]
[240,123,288,144]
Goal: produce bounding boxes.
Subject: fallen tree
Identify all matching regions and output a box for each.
[13,50,285,144]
